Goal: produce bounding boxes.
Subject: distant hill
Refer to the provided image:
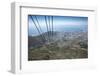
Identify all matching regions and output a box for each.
[28,31,88,49]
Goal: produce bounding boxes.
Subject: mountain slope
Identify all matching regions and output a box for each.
[28,31,88,60]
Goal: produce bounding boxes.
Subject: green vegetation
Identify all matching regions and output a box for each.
[28,39,88,61]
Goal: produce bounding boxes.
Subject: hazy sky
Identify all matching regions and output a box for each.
[28,15,88,36]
